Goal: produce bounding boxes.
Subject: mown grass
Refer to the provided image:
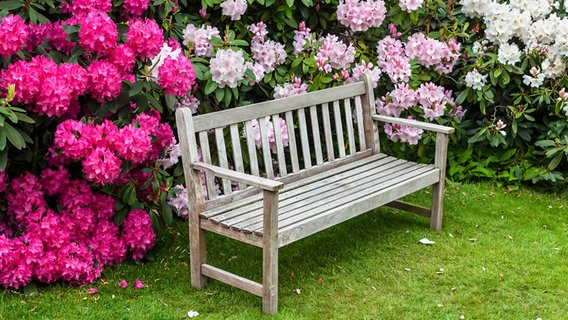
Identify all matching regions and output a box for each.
[1,182,567,320]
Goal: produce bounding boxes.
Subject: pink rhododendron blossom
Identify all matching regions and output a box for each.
[245,62,266,85]
[121,210,156,260]
[0,14,28,57]
[274,77,308,99]
[134,278,145,289]
[316,34,356,71]
[220,0,247,20]
[0,235,34,289]
[173,96,200,114]
[416,82,451,120]
[167,184,189,219]
[376,36,411,83]
[182,24,219,57]
[210,49,247,88]
[399,0,423,12]
[54,119,88,159]
[376,83,418,117]
[86,61,123,102]
[6,172,47,227]
[251,40,287,73]
[336,0,387,32]
[348,61,382,87]
[123,0,151,17]
[159,143,182,169]
[157,55,196,96]
[248,21,268,43]
[126,18,164,59]
[118,280,128,288]
[292,22,312,55]
[26,23,50,51]
[79,11,117,55]
[88,221,127,265]
[59,242,103,286]
[82,147,122,185]
[40,166,72,196]
[384,120,424,145]
[249,117,289,153]
[405,33,460,74]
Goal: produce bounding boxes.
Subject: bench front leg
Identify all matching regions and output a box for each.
[262,189,279,314]
[431,132,450,230]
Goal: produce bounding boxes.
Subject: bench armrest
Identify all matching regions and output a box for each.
[372,115,455,135]
[192,162,284,192]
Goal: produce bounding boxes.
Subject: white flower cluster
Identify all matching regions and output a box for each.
[464,69,487,91]
[460,0,568,83]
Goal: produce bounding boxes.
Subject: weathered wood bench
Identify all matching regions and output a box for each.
[176,74,454,313]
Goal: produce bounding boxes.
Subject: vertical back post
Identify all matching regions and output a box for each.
[175,108,208,288]
[431,132,449,230]
[360,73,379,154]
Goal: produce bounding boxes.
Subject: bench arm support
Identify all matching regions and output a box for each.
[192,162,284,192]
[372,115,455,134]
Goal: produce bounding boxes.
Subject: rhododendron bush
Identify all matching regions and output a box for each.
[1,0,567,291]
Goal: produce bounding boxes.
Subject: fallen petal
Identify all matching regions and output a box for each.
[419,238,435,245]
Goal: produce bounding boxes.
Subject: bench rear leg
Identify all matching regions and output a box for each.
[262,190,279,314]
[189,219,207,288]
[430,182,444,231]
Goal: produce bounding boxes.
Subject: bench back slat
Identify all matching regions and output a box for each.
[179,74,377,202]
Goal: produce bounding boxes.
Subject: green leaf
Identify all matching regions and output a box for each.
[0,0,24,10]
[204,79,217,95]
[161,201,174,225]
[0,148,7,170]
[0,108,18,123]
[215,87,224,102]
[3,122,26,150]
[0,129,6,150]
[15,112,35,124]
[548,153,563,170]
[286,0,294,7]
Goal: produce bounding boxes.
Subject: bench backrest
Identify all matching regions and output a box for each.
[176,74,379,204]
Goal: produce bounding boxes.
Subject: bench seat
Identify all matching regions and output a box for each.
[200,152,439,247]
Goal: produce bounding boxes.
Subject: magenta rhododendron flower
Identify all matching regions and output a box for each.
[157,55,196,97]
[67,0,112,17]
[0,14,28,57]
[108,44,137,75]
[134,278,145,289]
[82,147,122,185]
[121,210,156,260]
[123,0,151,17]
[118,279,128,288]
[79,11,118,55]
[86,61,123,102]
[126,18,164,59]
[114,124,152,164]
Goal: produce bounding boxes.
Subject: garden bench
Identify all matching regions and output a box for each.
[176,74,454,313]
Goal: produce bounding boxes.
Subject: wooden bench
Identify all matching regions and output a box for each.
[175,74,454,313]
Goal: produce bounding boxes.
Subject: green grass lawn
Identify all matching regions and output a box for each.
[2,182,567,319]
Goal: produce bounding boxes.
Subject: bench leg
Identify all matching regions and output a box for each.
[430,182,444,231]
[189,219,207,288]
[262,242,278,314]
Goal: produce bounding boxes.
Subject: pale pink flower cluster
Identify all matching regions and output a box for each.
[399,0,424,12]
[174,96,200,114]
[316,35,356,72]
[274,77,309,99]
[416,82,457,120]
[158,143,182,169]
[0,56,88,117]
[220,0,247,21]
[251,40,287,73]
[0,15,28,58]
[250,117,290,153]
[292,22,313,55]
[384,119,424,145]
[248,22,269,43]
[336,0,387,32]
[183,24,220,57]
[167,184,189,219]
[347,61,382,88]
[210,49,247,88]
[405,33,460,74]
[0,167,155,289]
[376,83,418,117]
[376,36,411,83]
[53,113,174,185]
